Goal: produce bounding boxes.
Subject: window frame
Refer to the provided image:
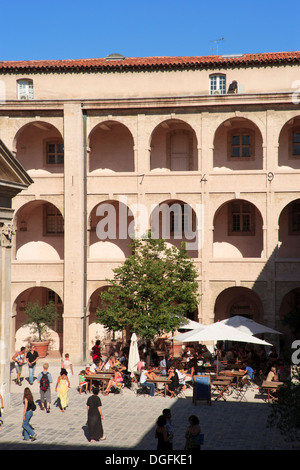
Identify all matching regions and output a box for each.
[227,128,255,161]
[45,140,64,166]
[17,78,34,100]
[43,204,64,236]
[209,74,226,95]
[289,127,300,159]
[228,201,255,236]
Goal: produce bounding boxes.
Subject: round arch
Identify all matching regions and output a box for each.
[149,118,198,171]
[88,120,135,173]
[212,198,264,258]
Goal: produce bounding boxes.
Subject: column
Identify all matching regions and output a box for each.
[63,103,85,363]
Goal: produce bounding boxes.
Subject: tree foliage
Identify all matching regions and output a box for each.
[96,236,201,341]
[23,301,58,341]
[267,367,300,443]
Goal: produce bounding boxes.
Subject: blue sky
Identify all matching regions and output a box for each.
[1,0,299,61]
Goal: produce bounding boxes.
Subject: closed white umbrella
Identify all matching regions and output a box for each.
[127,333,140,378]
[220,315,282,336]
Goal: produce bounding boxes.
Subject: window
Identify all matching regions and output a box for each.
[44,204,64,235]
[228,202,255,235]
[293,131,300,156]
[169,203,194,238]
[209,74,226,95]
[46,142,64,165]
[227,129,254,160]
[17,79,34,100]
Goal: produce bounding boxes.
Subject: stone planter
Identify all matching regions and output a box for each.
[31,341,50,358]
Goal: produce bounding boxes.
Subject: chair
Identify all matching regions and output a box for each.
[193,375,211,405]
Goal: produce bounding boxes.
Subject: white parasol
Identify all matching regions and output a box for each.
[180,322,272,375]
[127,332,140,378]
[220,315,282,336]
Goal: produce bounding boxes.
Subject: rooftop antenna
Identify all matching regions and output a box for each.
[210,37,225,55]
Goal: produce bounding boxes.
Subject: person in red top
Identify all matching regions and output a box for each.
[91,340,101,363]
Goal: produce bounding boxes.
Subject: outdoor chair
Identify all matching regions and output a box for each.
[193,375,211,405]
[136,384,150,396]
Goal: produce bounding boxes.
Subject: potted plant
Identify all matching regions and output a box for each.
[23,301,58,358]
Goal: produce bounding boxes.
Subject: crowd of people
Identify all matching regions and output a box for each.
[1,338,289,445]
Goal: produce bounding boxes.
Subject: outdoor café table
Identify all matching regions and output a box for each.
[148,377,171,397]
[261,380,284,403]
[220,370,246,389]
[85,371,114,392]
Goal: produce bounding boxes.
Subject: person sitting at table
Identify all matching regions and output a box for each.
[201,345,212,363]
[79,370,88,394]
[166,367,179,398]
[103,367,124,395]
[104,356,115,371]
[140,366,157,397]
[266,365,279,382]
[159,356,167,376]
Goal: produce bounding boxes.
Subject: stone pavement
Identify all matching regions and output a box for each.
[0,360,296,451]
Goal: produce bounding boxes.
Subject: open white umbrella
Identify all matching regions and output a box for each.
[127,332,140,378]
[220,315,282,336]
[180,322,272,345]
[179,318,204,330]
[180,322,272,375]
[171,324,205,341]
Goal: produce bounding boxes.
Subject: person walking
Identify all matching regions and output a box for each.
[87,386,106,442]
[155,415,170,451]
[12,346,26,385]
[55,368,70,412]
[162,408,174,450]
[37,363,53,413]
[184,415,201,450]
[61,353,73,381]
[26,345,39,385]
[22,387,37,441]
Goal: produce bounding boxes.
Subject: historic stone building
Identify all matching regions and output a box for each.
[0,51,300,363]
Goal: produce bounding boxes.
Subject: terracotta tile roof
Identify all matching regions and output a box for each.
[1,51,300,73]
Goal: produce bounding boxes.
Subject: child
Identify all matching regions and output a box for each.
[79,370,88,394]
[61,353,73,381]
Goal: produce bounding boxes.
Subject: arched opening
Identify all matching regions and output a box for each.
[14,200,64,260]
[150,119,198,171]
[213,199,263,258]
[89,120,134,173]
[14,121,64,174]
[150,199,199,258]
[14,286,63,354]
[213,117,263,170]
[278,116,300,169]
[278,199,300,258]
[88,199,134,259]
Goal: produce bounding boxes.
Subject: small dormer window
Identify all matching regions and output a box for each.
[17,79,34,100]
[209,74,226,95]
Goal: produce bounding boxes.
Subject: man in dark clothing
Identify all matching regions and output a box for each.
[26,345,39,385]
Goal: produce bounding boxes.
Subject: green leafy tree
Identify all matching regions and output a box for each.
[23,301,58,341]
[96,235,201,356]
[267,367,300,444]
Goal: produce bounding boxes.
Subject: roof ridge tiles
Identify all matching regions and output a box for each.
[0,51,299,72]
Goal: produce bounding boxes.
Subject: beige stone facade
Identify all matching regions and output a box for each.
[1,51,300,363]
